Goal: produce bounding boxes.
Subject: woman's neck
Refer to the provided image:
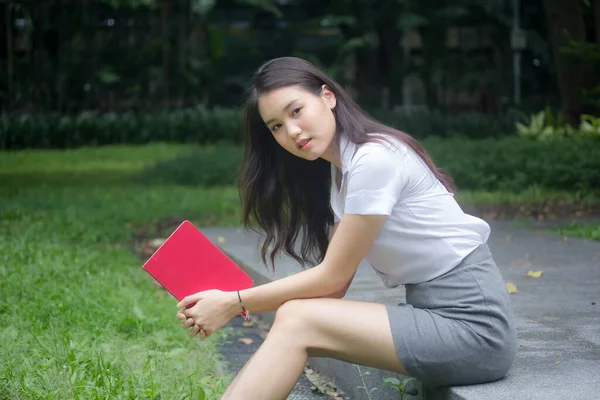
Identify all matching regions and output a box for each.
[320,141,342,170]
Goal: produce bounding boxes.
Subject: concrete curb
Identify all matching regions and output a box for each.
[213,314,330,400]
[219,247,423,400]
[201,223,600,400]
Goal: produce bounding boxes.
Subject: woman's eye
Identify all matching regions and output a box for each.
[272,124,282,132]
[292,107,302,116]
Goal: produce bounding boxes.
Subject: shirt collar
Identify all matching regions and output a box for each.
[338,134,357,174]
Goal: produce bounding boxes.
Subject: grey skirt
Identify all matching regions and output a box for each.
[386,244,518,386]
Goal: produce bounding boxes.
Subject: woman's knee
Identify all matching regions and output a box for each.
[272,299,313,333]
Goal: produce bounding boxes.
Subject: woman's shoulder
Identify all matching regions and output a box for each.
[352,133,410,163]
[349,133,430,180]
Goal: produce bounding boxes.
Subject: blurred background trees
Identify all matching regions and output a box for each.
[0,0,598,147]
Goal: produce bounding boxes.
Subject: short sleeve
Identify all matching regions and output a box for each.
[344,144,408,215]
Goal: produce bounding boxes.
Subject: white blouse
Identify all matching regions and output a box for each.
[330,134,491,286]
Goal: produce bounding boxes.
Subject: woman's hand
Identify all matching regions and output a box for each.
[176,289,240,339]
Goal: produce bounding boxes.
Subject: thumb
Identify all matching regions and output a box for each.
[177,292,203,308]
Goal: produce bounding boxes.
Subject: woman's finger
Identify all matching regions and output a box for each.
[199,328,209,340]
[181,307,198,319]
[182,318,195,329]
[177,293,203,308]
[189,324,201,337]
[177,312,186,320]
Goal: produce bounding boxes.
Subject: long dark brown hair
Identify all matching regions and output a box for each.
[238,57,455,269]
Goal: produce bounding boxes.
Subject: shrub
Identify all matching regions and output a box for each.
[425,136,600,192]
[131,137,600,193]
[136,144,243,186]
[369,108,526,139]
[515,109,600,140]
[1,108,525,150]
[0,108,244,150]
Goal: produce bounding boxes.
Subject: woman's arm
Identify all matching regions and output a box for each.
[320,270,356,299]
[234,214,387,313]
[320,222,357,299]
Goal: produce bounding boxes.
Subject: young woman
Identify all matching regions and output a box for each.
[177,57,517,399]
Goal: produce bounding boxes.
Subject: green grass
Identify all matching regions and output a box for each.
[455,186,600,208]
[554,221,600,241]
[3,141,599,398]
[0,143,202,186]
[457,187,600,242]
[0,143,241,399]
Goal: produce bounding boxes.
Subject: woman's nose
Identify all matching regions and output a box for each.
[286,122,302,138]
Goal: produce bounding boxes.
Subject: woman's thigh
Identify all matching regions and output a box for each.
[271,298,409,376]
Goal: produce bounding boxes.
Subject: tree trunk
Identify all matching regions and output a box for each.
[419,27,446,110]
[5,4,12,112]
[343,51,357,101]
[161,0,171,109]
[376,18,401,109]
[542,0,586,126]
[594,0,600,46]
[178,0,187,108]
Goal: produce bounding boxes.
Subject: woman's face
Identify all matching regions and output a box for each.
[258,85,337,163]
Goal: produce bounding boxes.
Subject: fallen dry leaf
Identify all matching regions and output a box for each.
[141,246,155,255]
[242,320,256,327]
[304,366,343,399]
[506,282,518,294]
[217,236,226,244]
[555,361,560,365]
[238,338,253,345]
[149,238,166,248]
[526,270,543,278]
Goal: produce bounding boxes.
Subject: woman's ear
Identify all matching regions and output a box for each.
[321,84,337,110]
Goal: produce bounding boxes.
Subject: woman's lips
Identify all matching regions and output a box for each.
[297,138,311,150]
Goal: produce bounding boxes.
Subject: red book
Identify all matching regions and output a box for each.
[142,220,254,304]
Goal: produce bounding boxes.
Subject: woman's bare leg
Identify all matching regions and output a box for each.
[222,298,408,400]
[221,352,255,400]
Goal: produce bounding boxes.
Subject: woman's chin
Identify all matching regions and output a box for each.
[299,149,323,161]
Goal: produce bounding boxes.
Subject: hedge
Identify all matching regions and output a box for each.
[135,137,600,193]
[1,108,525,150]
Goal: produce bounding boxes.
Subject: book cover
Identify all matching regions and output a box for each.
[142,220,254,303]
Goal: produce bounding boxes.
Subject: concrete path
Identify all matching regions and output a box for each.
[202,221,600,400]
[216,315,329,400]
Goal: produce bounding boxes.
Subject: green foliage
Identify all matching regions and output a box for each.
[555,222,600,241]
[191,0,217,15]
[559,36,600,111]
[383,377,420,399]
[5,111,598,193]
[0,108,244,150]
[579,115,600,136]
[237,0,283,18]
[515,109,568,139]
[105,0,155,8]
[355,364,377,400]
[1,108,524,150]
[456,187,599,208]
[370,108,525,139]
[516,109,600,140]
[54,136,600,194]
[5,0,281,113]
[137,144,244,186]
[0,144,242,399]
[425,136,600,192]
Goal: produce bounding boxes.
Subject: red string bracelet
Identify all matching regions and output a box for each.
[237,290,250,321]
